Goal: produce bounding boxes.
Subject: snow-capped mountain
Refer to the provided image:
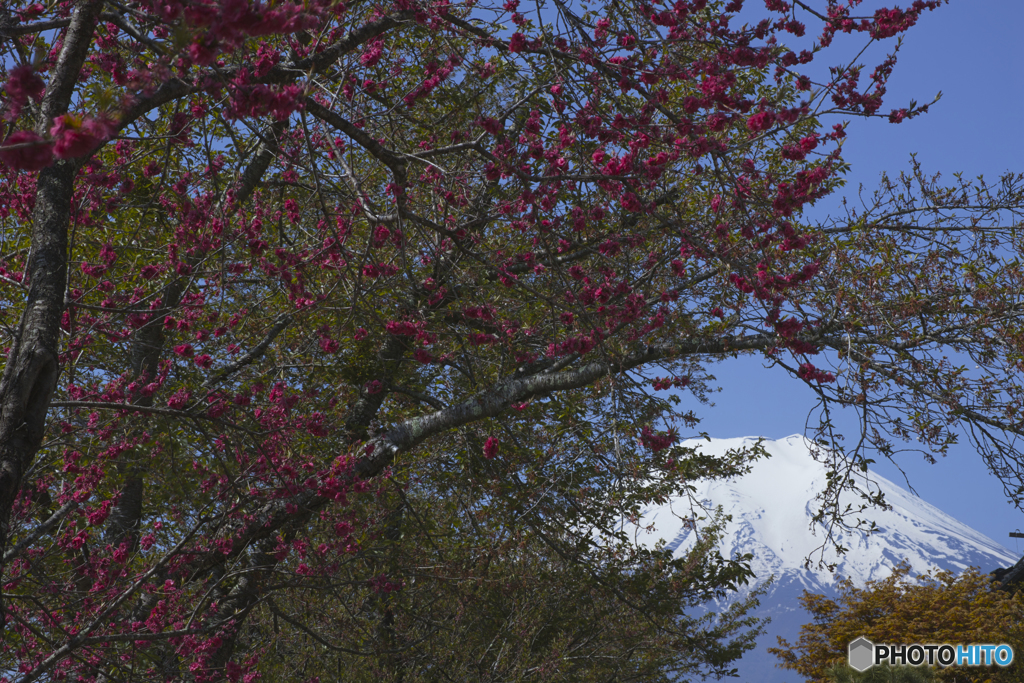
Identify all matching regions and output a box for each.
[632,435,1018,683]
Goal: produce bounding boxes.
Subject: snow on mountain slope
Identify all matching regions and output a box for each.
[631,435,1018,682]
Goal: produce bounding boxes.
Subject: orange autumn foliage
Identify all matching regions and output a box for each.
[770,561,1024,683]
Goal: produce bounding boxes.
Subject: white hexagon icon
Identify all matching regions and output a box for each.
[849,636,875,672]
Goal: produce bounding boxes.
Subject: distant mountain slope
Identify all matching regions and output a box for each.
[632,436,1018,683]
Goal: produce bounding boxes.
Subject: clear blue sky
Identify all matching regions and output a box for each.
[696,0,1024,549]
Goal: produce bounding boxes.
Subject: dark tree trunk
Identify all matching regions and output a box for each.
[0,160,74,566]
[0,0,103,628]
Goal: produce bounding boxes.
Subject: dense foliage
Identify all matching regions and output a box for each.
[1,0,1023,680]
[824,663,936,683]
[771,561,1024,682]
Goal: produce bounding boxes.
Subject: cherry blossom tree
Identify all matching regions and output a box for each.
[1,0,1022,680]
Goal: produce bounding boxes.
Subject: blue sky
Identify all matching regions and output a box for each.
[697,0,1024,550]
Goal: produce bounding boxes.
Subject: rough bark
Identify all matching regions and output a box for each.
[0,1,104,631]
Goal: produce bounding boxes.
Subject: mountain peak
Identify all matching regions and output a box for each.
[634,436,1017,683]
[639,435,1015,585]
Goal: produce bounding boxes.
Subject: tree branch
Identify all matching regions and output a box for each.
[202,314,293,389]
[2,499,78,564]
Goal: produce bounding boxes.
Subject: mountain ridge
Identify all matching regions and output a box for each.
[634,435,1018,683]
